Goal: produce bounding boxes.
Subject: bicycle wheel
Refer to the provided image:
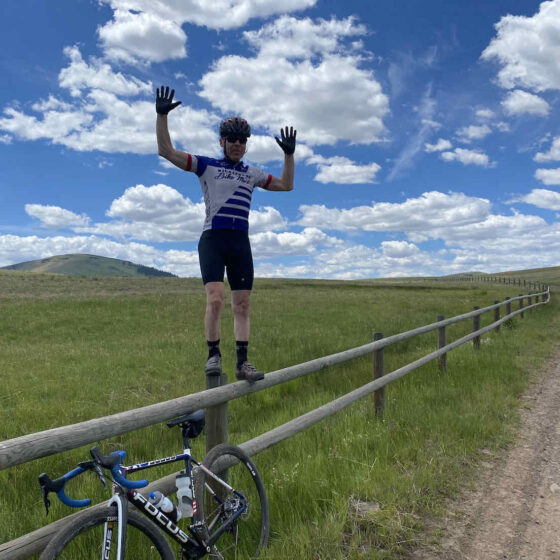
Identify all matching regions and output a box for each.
[39,506,175,560]
[194,443,269,559]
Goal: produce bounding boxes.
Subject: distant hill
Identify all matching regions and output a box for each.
[1,254,177,278]
[492,265,560,287]
[443,266,560,287]
[441,271,487,278]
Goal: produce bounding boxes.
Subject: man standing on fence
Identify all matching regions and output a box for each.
[156,86,296,382]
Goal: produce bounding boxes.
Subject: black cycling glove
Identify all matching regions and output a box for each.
[156,86,182,115]
[275,126,297,155]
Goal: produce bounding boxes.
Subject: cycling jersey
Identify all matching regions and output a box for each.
[185,154,272,232]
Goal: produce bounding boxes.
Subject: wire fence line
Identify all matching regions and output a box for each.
[0,281,551,559]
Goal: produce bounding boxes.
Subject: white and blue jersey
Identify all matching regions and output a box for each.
[185,154,272,232]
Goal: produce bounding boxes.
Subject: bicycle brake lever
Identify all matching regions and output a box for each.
[41,484,51,516]
[94,463,108,491]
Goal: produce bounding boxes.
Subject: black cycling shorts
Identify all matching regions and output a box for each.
[197,229,254,290]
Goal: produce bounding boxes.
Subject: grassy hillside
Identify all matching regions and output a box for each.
[0,271,558,558]
[1,253,176,277]
[493,265,560,287]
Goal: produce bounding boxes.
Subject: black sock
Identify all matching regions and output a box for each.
[236,341,248,367]
[207,340,221,359]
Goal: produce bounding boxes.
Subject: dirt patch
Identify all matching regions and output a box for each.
[410,352,560,560]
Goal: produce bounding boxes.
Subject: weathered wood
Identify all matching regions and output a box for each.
[0,290,549,472]
[519,294,524,319]
[2,297,550,560]
[473,307,481,349]
[505,296,512,316]
[528,295,533,313]
[373,332,385,417]
[437,315,447,371]
[206,372,228,454]
[493,301,500,333]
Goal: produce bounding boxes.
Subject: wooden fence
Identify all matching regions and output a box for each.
[0,281,551,559]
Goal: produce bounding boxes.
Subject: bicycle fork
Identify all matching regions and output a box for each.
[103,493,128,560]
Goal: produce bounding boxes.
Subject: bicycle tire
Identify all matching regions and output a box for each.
[193,443,269,559]
[39,506,175,560]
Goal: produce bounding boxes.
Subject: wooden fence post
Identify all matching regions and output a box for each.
[493,301,500,333]
[437,315,447,372]
[373,332,385,418]
[473,306,481,349]
[528,295,533,313]
[505,296,512,316]
[536,294,540,304]
[206,372,228,454]
[519,294,524,319]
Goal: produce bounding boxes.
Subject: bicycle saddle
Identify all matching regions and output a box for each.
[167,409,206,438]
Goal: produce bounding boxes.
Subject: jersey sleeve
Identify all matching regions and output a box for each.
[186,154,210,177]
[252,166,273,189]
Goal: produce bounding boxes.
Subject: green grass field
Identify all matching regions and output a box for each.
[0,270,558,558]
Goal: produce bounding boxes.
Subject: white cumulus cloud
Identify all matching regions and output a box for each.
[308,155,381,184]
[535,136,560,162]
[425,138,452,153]
[199,16,389,146]
[475,108,496,120]
[297,191,491,233]
[101,0,317,32]
[481,0,560,92]
[250,227,342,258]
[25,205,90,229]
[440,148,491,167]
[501,89,550,116]
[535,168,560,185]
[456,124,492,143]
[98,9,187,64]
[59,46,152,96]
[381,240,419,258]
[517,188,560,210]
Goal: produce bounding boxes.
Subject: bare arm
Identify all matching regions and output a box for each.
[263,126,296,191]
[265,154,294,191]
[157,113,191,170]
[155,86,190,170]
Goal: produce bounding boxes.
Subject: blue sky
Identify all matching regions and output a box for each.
[1,0,560,279]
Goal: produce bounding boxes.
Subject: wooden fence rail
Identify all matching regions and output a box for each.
[0,283,551,559]
[0,290,544,471]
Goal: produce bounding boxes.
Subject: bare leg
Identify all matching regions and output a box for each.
[204,282,225,341]
[231,290,251,341]
[231,290,263,382]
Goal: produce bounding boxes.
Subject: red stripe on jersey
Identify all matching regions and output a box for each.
[265,174,272,187]
[186,153,193,172]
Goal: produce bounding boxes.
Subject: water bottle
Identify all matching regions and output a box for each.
[176,473,194,518]
[149,491,181,523]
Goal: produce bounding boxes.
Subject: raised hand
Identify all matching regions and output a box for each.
[156,85,182,115]
[275,126,297,155]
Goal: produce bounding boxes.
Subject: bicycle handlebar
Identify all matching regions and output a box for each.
[39,448,148,513]
[90,448,148,489]
[39,466,92,510]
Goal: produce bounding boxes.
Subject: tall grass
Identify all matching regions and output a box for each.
[0,272,557,559]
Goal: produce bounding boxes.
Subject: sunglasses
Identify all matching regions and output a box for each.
[225,135,248,144]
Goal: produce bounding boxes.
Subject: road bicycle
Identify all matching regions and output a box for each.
[38,409,269,559]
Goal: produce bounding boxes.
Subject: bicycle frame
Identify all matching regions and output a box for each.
[39,412,257,559]
[105,451,248,558]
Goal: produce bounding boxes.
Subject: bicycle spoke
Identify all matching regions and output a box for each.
[39,509,173,560]
[194,444,269,559]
